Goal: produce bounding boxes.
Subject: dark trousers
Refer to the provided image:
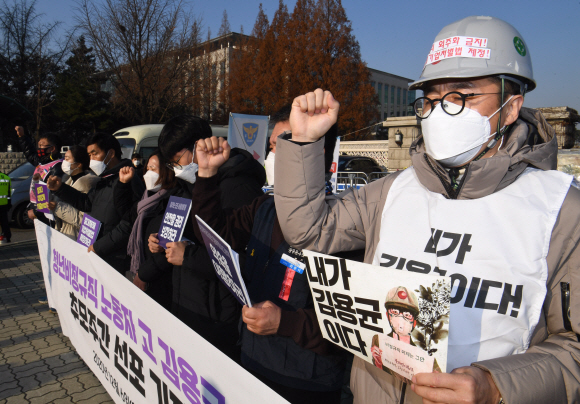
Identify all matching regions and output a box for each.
[0,205,11,240]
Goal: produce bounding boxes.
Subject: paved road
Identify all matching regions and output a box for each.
[3,228,36,244]
[0,240,114,404]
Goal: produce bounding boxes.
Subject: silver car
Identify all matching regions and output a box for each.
[8,162,35,229]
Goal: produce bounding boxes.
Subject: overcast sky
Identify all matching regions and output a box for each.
[37,0,580,113]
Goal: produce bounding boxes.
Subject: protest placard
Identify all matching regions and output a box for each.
[196,215,252,307]
[302,250,451,382]
[158,196,192,248]
[34,182,50,213]
[35,221,286,404]
[76,214,101,248]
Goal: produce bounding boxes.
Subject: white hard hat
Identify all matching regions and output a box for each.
[410,16,535,93]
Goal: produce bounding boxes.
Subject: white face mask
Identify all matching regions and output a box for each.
[421,96,513,167]
[133,159,141,167]
[90,150,112,176]
[61,160,77,176]
[173,149,198,184]
[265,152,275,186]
[143,170,161,191]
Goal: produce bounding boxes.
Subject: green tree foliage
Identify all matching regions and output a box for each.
[0,0,67,146]
[53,36,112,145]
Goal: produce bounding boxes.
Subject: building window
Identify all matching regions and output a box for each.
[391,86,395,107]
[403,89,407,106]
[371,81,376,90]
[384,85,389,104]
[377,83,382,104]
[397,88,401,106]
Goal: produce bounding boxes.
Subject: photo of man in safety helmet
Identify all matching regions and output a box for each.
[371,286,419,369]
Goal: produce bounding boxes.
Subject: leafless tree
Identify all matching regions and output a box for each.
[76,0,203,124]
[0,0,70,137]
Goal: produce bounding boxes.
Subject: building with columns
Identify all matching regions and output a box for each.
[368,68,417,121]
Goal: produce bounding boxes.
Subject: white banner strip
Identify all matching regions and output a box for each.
[425,46,491,66]
[35,221,288,404]
[430,36,488,53]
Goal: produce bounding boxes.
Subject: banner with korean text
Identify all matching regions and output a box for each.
[303,250,451,382]
[35,221,287,404]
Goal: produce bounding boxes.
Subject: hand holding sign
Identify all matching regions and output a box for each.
[148,233,163,253]
[411,367,501,404]
[242,301,281,335]
[197,137,231,178]
[47,175,62,191]
[290,89,340,142]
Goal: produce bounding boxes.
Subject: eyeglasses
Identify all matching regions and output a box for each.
[413,92,503,119]
[387,308,415,322]
[166,147,192,171]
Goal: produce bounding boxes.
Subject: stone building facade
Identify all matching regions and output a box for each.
[0,152,26,174]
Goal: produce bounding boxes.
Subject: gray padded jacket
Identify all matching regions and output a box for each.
[274,108,580,404]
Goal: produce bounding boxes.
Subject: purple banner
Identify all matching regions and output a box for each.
[158,196,192,248]
[35,183,50,213]
[77,214,101,248]
[196,216,252,307]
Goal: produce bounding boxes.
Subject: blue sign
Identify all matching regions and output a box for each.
[158,196,192,248]
[196,215,252,307]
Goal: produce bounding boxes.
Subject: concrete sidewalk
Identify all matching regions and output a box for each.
[0,240,113,404]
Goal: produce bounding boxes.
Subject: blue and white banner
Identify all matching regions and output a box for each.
[35,221,287,404]
[227,113,269,165]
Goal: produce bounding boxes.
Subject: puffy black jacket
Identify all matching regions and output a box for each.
[171,148,265,358]
[53,159,144,272]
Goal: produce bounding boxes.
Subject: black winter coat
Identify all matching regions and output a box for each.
[54,159,144,272]
[173,148,266,324]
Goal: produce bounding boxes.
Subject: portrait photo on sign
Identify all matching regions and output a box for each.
[302,250,451,382]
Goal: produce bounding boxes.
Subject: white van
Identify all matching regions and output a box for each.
[113,124,230,160]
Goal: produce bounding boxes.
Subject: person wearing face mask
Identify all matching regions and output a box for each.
[273,16,580,404]
[109,151,180,309]
[14,126,64,225]
[265,105,292,186]
[143,114,264,361]
[47,146,99,240]
[47,133,144,274]
[131,153,144,173]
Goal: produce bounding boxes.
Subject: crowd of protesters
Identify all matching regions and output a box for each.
[14,107,351,403]
[5,15,580,404]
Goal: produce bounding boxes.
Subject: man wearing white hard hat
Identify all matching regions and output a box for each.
[273,16,580,403]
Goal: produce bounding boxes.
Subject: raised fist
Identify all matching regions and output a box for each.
[46,175,62,191]
[196,137,231,178]
[32,173,40,183]
[119,166,135,183]
[290,88,339,142]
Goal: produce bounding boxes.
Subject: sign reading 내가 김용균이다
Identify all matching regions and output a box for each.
[35,220,288,404]
[158,196,192,248]
[302,250,451,382]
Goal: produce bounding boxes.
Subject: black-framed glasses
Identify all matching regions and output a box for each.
[166,146,194,171]
[413,92,503,119]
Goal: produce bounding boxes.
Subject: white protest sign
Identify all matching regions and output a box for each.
[302,250,451,382]
[228,113,269,164]
[35,221,287,404]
